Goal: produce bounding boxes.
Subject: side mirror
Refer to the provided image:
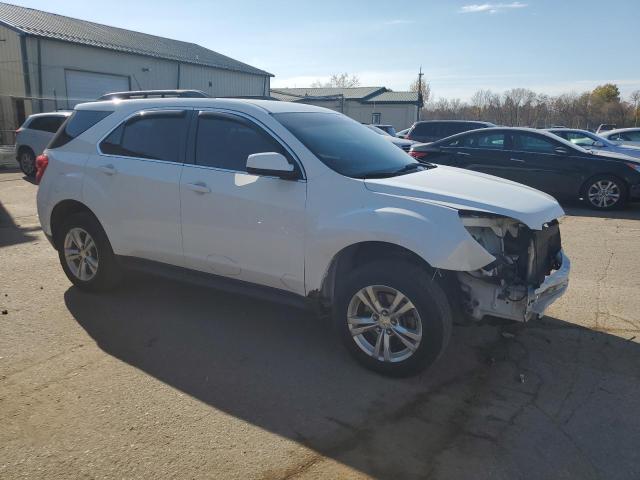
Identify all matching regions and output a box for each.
[246,152,297,179]
[593,141,605,148]
[554,146,568,155]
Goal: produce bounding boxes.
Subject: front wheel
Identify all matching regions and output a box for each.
[582,175,628,210]
[333,261,452,377]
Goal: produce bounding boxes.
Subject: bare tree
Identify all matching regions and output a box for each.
[311,73,361,88]
[631,90,640,127]
[422,83,638,129]
[410,77,431,105]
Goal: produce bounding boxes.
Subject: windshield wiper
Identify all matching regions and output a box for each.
[361,162,434,179]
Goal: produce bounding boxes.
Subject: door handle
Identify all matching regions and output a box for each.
[186,182,211,194]
[98,164,117,175]
[509,158,525,163]
[455,151,471,156]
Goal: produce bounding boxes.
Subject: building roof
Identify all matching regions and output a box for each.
[364,91,419,104]
[0,2,271,76]
[271,87,419,104]
[271,87,386,100]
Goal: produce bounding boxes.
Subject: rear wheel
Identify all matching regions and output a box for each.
[333,260,452,376]
[55,212,121,292]
[18,148,36,177]
[582,175,627,210]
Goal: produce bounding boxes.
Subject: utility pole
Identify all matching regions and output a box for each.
[416,67,424,122]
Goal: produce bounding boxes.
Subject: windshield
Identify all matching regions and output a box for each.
[274,112,424,178]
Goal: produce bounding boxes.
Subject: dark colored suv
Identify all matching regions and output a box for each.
[406,120,494,143]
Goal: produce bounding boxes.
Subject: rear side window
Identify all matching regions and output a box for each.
[412,122,438,137]
[100,111,188,162]
[623,131,640,141]
[513,133,557,153]
[49,110,113,149]
[195,114,288,171]
[28,116,66,134]
[447,132,505,149]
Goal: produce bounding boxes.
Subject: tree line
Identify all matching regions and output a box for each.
[420,84,640,130]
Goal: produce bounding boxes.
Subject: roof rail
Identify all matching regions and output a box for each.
[97,90,210,101]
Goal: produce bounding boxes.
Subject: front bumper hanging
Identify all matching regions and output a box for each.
[458,250,570,323]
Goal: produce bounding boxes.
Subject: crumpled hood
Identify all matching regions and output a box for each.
[364,165,565,230]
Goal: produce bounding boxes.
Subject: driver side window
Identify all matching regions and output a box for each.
[195,114,291,172]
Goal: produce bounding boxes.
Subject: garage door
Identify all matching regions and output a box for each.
[65,70,130,107]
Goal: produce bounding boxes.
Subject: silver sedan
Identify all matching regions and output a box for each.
[547,128,640,159]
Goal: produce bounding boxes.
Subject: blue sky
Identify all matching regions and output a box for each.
[9,0,640,100]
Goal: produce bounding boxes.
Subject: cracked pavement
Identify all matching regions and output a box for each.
[1,169,639,479]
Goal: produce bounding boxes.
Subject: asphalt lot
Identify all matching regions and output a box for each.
[1,168,639,480]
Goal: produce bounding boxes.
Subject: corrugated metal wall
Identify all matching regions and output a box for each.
[278,98,417,130]
[0,34,271,137]
[180,64,268,97]
[0,24,25,143]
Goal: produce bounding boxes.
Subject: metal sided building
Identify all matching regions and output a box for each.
[270,87,419,130]
[0,2,272,143]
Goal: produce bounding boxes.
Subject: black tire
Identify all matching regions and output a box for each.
[55,212,121,292]
[17,148,36,177]
[581,174,628,210]
[333,260,452,377]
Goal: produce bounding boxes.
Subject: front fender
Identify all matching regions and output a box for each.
[305,202,495,295]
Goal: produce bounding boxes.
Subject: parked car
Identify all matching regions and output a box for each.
[366,124,416,151]
[396,127,410,139]
[596,124,617,134]
[15,111,71,176]
[406,120,494,143]
[409,127,640,210]
[599,128,640,147]
[547,128,640,159]
[37,96,570,376]
[368,124,396,136]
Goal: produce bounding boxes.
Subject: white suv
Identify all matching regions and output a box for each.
[15,111,71,176]
[36,96,570,376]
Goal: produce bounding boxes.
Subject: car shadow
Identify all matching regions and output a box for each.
[64,274,640,479]
[0,199,39,247]
[562,201,640,221]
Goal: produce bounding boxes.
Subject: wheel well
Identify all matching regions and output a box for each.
[49,200,99,249]
[319,242,434,303]
[17,145,34,156]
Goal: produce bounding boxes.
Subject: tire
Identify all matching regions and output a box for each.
[55,212,121,292]
[581,174,628,210]
[333,260,453,377]
[17,148,36,177]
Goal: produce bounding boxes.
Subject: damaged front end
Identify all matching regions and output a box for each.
[457,211,570,322]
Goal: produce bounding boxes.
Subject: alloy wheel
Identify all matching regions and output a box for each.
[20,152,35,176]
[64,227,99,281]
[347,285,423,363]
[587,180,620,208]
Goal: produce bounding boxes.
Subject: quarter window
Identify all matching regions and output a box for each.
[195,114,289,172]
[49,110,113,149]
[100,111,188,162]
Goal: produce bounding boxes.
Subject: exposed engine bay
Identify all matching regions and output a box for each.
[457,211,567,322]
